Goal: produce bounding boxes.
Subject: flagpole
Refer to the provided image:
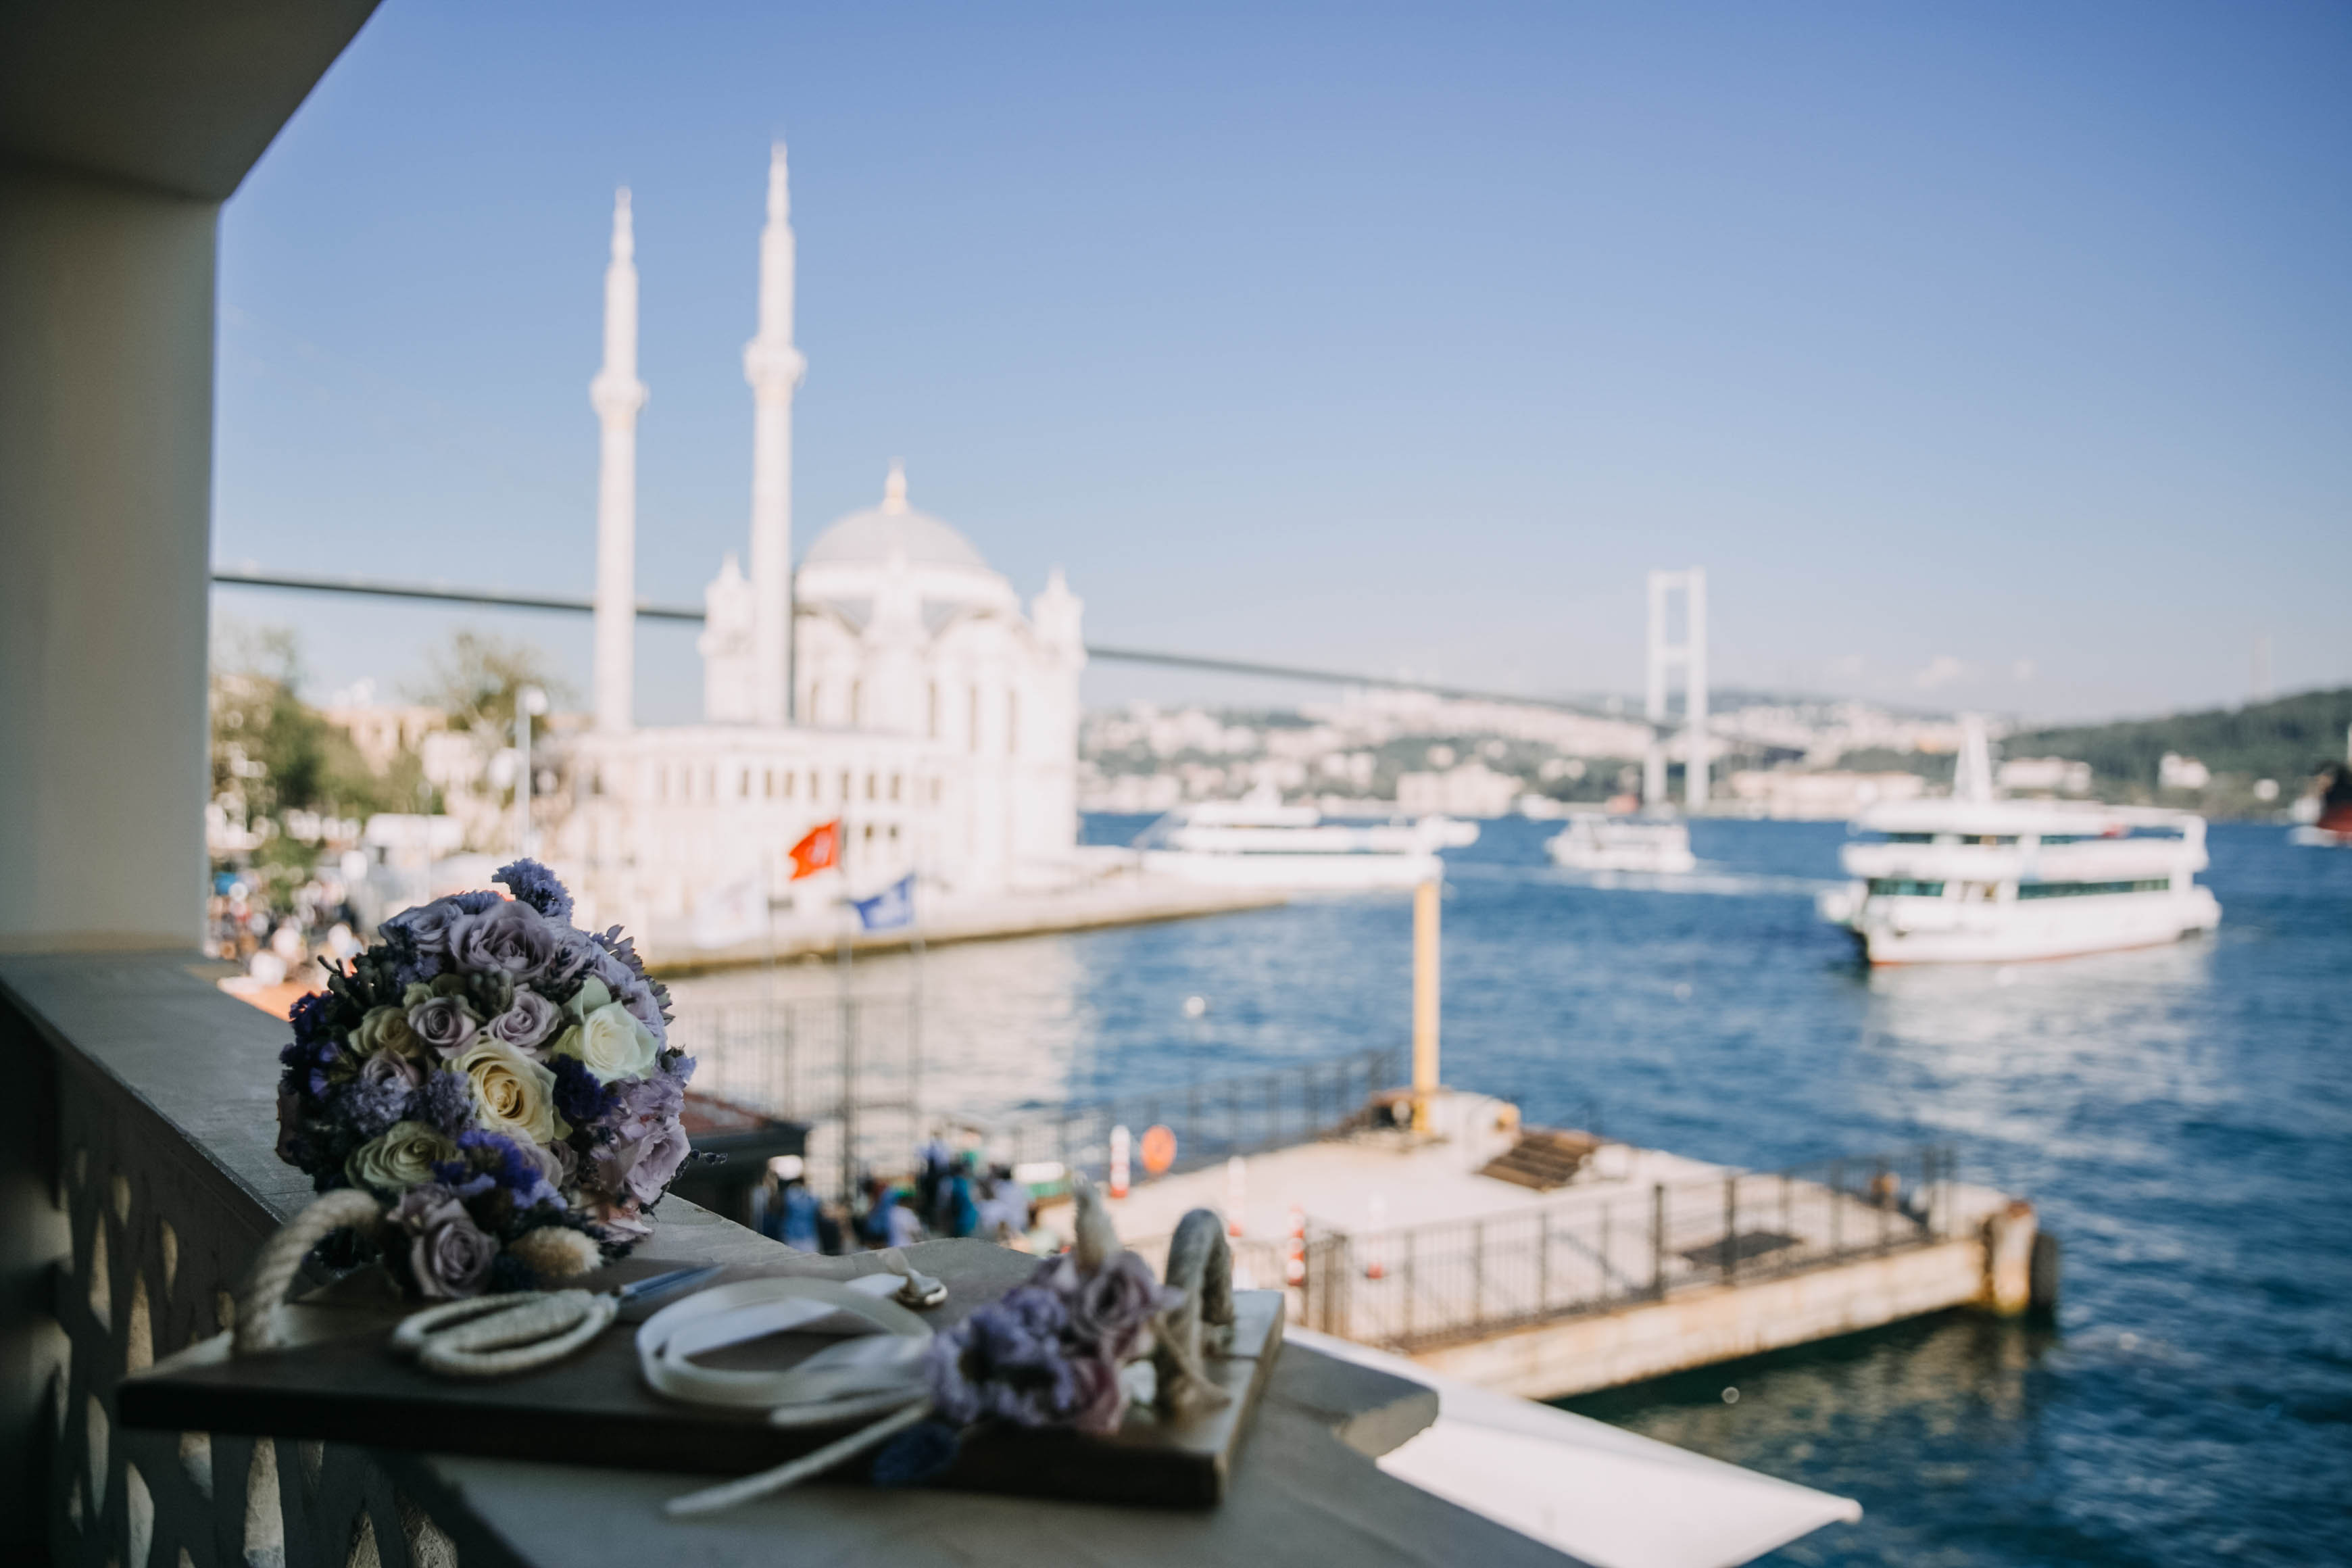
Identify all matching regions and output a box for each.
[837,797,856,1208]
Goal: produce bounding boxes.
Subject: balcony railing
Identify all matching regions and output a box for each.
[2,952,1571,1568]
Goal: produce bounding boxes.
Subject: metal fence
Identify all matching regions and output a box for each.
[668,994,927,1198]
[951,1046,1403,1190]
[1303,1144,1959,1352]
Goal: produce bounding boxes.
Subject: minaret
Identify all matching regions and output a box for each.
[590,188,647,735]
[744,143,806,727]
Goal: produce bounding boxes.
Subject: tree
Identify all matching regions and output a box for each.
[413,631,568,750]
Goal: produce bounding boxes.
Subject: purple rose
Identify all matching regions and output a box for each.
[382,898,463,956]
[360,1050,424,1092]
[1032,1251,1183,1365]
[541,929,600,994]
[448,900,560,983]
[612,1070,683,1137]
[388,1184,497,1299]
[597,1112,691,1205]
[407,993,480,1058]
[485,989,563,1055]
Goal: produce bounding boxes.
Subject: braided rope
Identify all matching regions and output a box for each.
[389,1290,621,1377]
[234,1188,387,1356]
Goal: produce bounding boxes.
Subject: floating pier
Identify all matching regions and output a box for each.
[1105,1090,2048,1401]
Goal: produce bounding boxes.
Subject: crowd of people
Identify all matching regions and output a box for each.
[753,1135,1057,1257]
[204,870,366,983]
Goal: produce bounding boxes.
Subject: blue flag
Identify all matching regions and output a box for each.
[852,873,916,931]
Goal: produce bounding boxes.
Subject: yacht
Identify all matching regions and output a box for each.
[1135,791,1477,889]
[1545,812,1697,875]
[2288,762,2352,848]
[1817,717,2221,964]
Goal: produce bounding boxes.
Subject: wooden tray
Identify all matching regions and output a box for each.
[118,1238,1283,1506]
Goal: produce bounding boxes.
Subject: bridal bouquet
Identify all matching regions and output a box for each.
[273,860,695,1297]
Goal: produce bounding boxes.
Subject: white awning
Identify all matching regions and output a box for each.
[1290,1329,1861,1568]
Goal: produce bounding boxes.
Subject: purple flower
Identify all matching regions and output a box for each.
[541,929,601,996]
[333,1075,417,1141]
[407,993,480,1058]
[449,889,504,915]
[484,988,563,1055]
[360,1050,424,1093]
[388,1185,497,1300]
[551,1055,618,1129]
[381,898,463,956]
[289,988,341,1046]
[456,1128,562,1210]
[925,1286,1104,1429]
[1031,1251,1182,1365]
[596,1112,691,1204]
[612,1070,684,1134]
[493,858,574,923]
[448,900,560,983]
[418,1070,475,1135]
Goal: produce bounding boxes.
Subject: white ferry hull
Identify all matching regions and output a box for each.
[1548,841,1698,875]
[1141,848,1443,889]
[1825,885,2221,965]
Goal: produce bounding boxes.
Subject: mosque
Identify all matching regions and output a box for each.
[560,146,1085,944]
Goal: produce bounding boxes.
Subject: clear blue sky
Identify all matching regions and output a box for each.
[212,1,2351,725]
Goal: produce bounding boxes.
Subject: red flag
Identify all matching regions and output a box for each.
[787,819,841,879]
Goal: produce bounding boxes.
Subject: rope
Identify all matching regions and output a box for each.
[389,1290,620,1377]
[233,1188,386,1356]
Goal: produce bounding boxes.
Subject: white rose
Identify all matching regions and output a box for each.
[552,999,658,1085]
[454,1038,559,1144]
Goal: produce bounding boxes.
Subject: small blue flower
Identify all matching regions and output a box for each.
[493,858,575,924]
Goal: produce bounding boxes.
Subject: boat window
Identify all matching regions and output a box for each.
[1867,878,1946,897]
[2015,879,2172,900]
[1884,832,1934,844]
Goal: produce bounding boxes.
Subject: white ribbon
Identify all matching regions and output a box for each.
[635,1274,933,1429]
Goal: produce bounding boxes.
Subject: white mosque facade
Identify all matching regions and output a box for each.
[560,147,1085,942]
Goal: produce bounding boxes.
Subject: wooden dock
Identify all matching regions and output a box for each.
[1106,1091,2047,1402]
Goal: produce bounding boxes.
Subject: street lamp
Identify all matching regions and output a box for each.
[516,684,549,858]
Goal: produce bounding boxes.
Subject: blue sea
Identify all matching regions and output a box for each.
[691,816,2352,1565]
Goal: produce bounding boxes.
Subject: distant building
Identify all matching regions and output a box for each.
[1397,760,1523,818]
[1728,769,1929,821]
[2158,753,2211,791]
[1996,756,2092,795]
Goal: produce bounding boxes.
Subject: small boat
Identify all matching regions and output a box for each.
[1817,716,2221,964]
[2288,762,2352,848]
[1135,789,1475,889]
[1545,812,1696,875]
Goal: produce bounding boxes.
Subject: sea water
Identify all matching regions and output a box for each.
[676,818,2352,1565]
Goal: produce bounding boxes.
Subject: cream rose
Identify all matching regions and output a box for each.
[354,1004,422,1060]
[553,998,659,1085]
[454,1038,559,1144]
[345,1120,457,1193]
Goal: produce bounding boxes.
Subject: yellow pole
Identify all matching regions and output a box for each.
[1412,876,1440,1132]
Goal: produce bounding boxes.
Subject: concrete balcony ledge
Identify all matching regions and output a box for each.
[1,950,1588,1568]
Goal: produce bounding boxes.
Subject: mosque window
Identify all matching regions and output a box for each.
[865,773,877,802]
[852,681,863,726]
[839,770,851,802]
[1008,693,1019,756]
[783,770,796,799]
[928,682,939,739]
[890,773,902,802]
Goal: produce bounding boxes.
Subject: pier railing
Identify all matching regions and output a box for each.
[958,1046,1404,1190]
[1309,1144,1960,1353]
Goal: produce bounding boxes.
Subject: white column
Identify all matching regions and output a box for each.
[744,143,807,728]
[0,167,217,946]
[591,189,647,736]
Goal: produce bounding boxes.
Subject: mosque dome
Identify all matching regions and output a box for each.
[803,461,990,573]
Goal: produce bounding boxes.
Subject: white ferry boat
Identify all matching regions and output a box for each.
[1135,791,1477,889]
[1545,812,1697,875]
[1817,718,2220,964]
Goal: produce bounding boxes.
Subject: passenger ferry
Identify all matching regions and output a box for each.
[1817,718,2221,964]
[1135,789,1477,889]
[1545,812,1697,875]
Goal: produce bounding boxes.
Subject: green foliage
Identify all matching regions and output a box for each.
[414,631,567,748]
[2007,688,2352,796]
